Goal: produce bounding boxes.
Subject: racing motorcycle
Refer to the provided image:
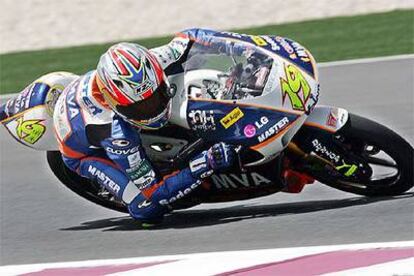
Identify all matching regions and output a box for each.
[1,32,413,214]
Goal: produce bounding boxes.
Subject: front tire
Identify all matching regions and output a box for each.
[320,114,413,196]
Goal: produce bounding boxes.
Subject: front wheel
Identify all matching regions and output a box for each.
[295,113,413,196]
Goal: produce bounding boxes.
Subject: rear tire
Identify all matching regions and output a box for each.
[46,151,128,213]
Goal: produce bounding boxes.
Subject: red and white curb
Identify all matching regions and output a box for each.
[1,241,413,275]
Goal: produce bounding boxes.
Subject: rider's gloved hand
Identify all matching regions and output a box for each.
[207,142,235,170]
[189,142,235,179]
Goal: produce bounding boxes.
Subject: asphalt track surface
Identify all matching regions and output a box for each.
[1,57,413,265]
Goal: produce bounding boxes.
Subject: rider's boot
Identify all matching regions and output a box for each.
[128,192,169,228]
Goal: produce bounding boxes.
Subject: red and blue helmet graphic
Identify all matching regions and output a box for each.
[96,42,171,129]
[97,43,165,104]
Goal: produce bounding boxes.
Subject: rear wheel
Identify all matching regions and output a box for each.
[46,151,128,213]
[294,113,413,196]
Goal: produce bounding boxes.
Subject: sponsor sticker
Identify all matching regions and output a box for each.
[220,107,244,129]
[45,85,64,116]
[257,117,290,143]
[112,139,130,147]
[106,146,139,155]
[211,173,272,189]
[250,35,267,46]
[159,180,202,205]
[262,36,280,51]
[243,124,256,138]
[138,200,152,209]
[254,116,269,129]
[275,36,297,59]
[220,31,243,38]
[83,97,102,116]
[5,86,32,116]
[127,160,155,189]
[67,83,80,119]
[133,160,153,179]
[127,151,141,168]
[188,109,216,131]
[326,109,338,128]
[291,41,311,62]
[339,110,347,125]
[312,139,341,163]
[15,116,46,144]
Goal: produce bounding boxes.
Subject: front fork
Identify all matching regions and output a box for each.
[286,124,371,184]
[286,142,337,175]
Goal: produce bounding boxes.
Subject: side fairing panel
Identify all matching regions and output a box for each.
[1,72,77,150]
[304,105,349,133]
[186,99,300,154]
[2,106,58,150]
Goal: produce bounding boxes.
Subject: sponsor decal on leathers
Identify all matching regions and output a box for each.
[127,160,156,189]
[111,139,130,147]
[67,83,80,119]
[105,146,139,155]
[159,180,202,205]
[87,165,121,195]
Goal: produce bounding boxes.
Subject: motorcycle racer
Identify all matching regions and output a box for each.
[0,28,314,226]
[52,29,243,226]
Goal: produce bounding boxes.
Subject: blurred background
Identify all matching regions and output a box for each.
[0,0,412,94]
[1,0,413,53]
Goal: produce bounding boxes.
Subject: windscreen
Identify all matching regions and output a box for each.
[183,37,274,101]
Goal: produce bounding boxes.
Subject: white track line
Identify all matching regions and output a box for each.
[0,240,413,276]
[1,54,413,101]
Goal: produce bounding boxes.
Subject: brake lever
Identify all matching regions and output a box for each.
[235,145,247,172]
[171,138,205,169]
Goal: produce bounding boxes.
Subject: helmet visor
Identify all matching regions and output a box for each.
[115,81,172,121]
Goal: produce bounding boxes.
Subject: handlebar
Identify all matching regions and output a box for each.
[170,138,205,169]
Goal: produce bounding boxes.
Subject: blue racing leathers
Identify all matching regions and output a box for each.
[150,28,248,75]
[53,71,211,221]
[53,28,241,222]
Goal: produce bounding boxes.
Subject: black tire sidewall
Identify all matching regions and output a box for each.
[46,151,128,213]
[334,113,414,196]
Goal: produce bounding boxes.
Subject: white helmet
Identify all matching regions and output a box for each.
[96,42,174,129]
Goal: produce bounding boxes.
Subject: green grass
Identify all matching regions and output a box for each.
[0,10,412,94]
